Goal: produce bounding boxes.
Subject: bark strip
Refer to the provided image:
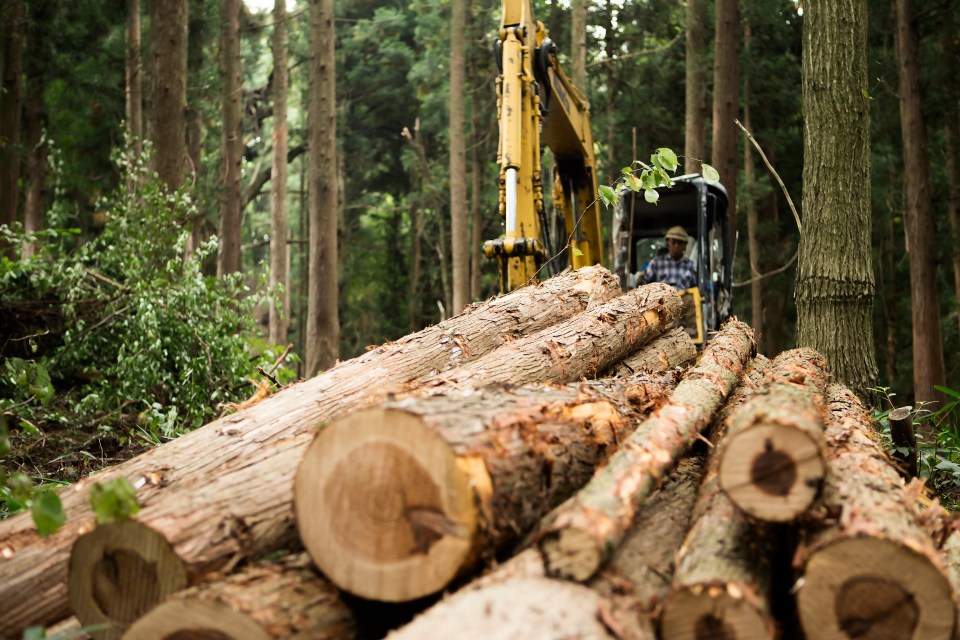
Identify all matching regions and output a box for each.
[794,384,956,640]
[0,267,620,637]
[536,319,755,582]
[718,348,830,522]
[296,373,679,602]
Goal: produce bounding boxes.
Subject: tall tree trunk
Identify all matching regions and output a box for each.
[711,0,739,244]
[217,0,243,276]
[797,0,877,396]
[126,0,143,160]
[305,0,339,375]
[270,0,289,345]
[0,0,24,243]
[20,0,48,261]
[743,23,762,345]
[571,0,587,89]
[449,0,469,314]
[469,113,482,302]
[186,0,206,255]
[948,121,960,346]
[893,0,946,407]
[684,0,706,175]
[148,0,187,190]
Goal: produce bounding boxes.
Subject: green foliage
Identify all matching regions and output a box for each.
[599,148,703,210]
[90,478,140,525]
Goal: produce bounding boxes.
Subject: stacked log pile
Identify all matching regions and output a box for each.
[1,266,958,640]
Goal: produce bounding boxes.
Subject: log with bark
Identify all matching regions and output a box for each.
[535,319,755,582]
[0,266,620,637]
[122,554,355,640]
[717,347,830,522]
[386,458,706,640]
[660,356,778,639]
[295,372,680,602]
[606,326,698,376]
[794,384,956,639]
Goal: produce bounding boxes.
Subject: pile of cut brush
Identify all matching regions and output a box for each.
[2,265,958,640]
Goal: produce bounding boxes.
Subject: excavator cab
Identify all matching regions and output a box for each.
[612,174,732,346]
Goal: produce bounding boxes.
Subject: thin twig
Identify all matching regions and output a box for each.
[586,32,683,69]
[733,248,798,287]
[734,119,801,233]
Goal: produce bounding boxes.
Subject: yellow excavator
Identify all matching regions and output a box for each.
[482,0,604,293]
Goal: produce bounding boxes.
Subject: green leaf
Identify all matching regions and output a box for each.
[644,189,659,205]
[621,166,633,176]
[572,247,584,257]
[624,173,642,192]
[31,492,66,537]
[701,163,720,184]
[90,478,140,525]
[598,185,618,208]
[934,386,960,400]
[22,627,47,640]
[655,148,679,172]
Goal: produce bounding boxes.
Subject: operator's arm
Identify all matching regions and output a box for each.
[641,258,658,285]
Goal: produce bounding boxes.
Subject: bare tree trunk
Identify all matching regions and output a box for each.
[126,0,143,160]
[797,0,877,396]
[449,0,469,314]
[469,115,482,302]
[893,0,945,408]
[946,120,960,349]
[305,0,340,375]
[148,0,187,190]
[571,0,587,89]
[684,0,706,174]
[21,0,48,260]
[711,0,739,243]
[743,23,763,345]
[270,0,289,345]
[0,0,24,242]
[185,0,206,255]
[217,0,243,276]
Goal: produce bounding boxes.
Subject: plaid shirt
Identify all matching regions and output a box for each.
[642,254,697,290]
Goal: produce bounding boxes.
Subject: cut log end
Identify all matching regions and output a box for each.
[123,599,271,640]
[718,424,825,522]
[295,407,478,602]
[797,537,955,640]
[661,586,774,640]
[540,527,602,582]
[68,520,187,640]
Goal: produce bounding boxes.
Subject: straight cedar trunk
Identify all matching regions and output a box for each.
[296,373,680,602]
[123,554,355,640]
[571,0,587,89]
[126,0,143,159]
[148,0,187,190]
[606,326,697,377]
[684,0,706,175]
[797,0,877,396]
[0,267,619,636]
[537,319,756,582]
[660,356,777,639]
[717,348,830,522]
[712,0,739,243]
[386,458,705,640]
[894,0,946,408]
[305,0,339,375]
[743,23,763,342]
[469,113,483,301]
[269,0,289,345]
[449,0,469,314]
[0,0,24,239]
[185,0,206,254]
[794,384,956,639]
[948,120,960,345]
[21,0,50,260]
[217,0,243,276]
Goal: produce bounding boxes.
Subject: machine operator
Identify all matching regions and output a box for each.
[641,226,696,291]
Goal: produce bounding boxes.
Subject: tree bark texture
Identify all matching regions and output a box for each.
[605,326,697,377]
[798,0,877,396]
[148,0,187,190]
[794,384,956,639]
[305,0,340,375]
[270,0,289,345]
[0,267,618,636]
[296,373,680,602]
[661,357,777,640]
[571,0,587,90]
[123,554,355,640]
[537,319,756,582]
[415,283,681,392]
[449,0,469,314]
[386,458,705,640]
[20,0,49,260]
[946,119,960,348]
[126,0,143,159]
[217,0,243,276]
[185,0,206,255]
[0,0,24,237]
[684,0,706,175]
[711,0,739,243]
[717,348,830,522]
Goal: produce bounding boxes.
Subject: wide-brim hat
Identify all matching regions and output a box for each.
[665,225,689,242]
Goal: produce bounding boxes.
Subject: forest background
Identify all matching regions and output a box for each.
[1,0,959,517]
